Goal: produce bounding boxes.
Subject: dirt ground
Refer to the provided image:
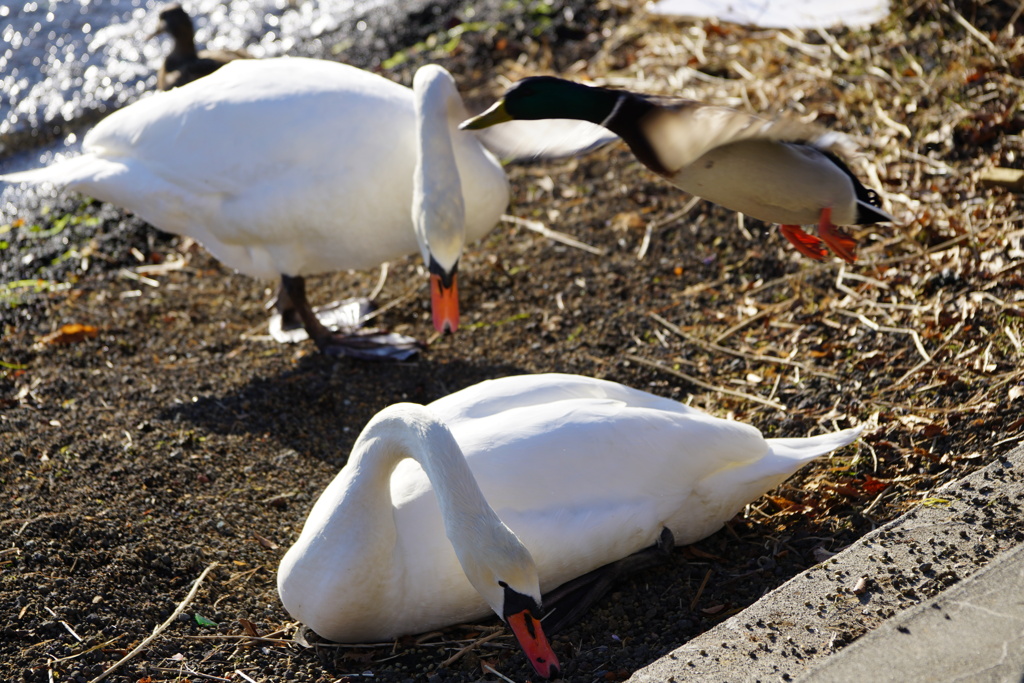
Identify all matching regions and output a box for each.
[2,1,1024,682]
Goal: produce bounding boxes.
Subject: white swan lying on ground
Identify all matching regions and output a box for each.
[277,373,861,677]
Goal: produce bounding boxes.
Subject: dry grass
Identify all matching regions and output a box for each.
[3,2,1024,680]
[471,0,1024,530]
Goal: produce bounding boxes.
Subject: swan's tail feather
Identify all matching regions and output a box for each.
[1,154,115,188]
[767,425,864,463]
[675,425,863,546]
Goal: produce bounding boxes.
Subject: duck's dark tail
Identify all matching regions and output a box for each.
[821,150,895,225]
[856,188,895,225]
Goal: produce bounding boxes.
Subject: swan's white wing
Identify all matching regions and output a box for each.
[443,399,774,580]
[4,58,422,278]
[434,383,860,585]
[428,373,701,423]
[473,118,618,162]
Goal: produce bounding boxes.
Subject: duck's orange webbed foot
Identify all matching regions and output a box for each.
[780,224,828,261]
[818,207,858,263]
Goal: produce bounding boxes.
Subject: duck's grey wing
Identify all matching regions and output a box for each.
[639,98,834,172]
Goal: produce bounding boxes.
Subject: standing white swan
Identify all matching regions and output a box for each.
[0,59,609,356]
[277,373,862,677]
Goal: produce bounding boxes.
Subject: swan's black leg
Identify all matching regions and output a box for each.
[279,274,336,349]
[276,274,422,360]
[541,527,674,634]
[268,278,303,332]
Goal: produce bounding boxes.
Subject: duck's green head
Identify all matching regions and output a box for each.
[460,76,611,130]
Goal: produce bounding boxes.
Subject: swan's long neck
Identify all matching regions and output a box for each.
[277,402,527,640]
[411,66,466,274]
[355,405,504,542]
[353,404,541,614]
[336,404,555,677]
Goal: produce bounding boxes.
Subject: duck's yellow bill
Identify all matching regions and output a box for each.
[459,100,511,130]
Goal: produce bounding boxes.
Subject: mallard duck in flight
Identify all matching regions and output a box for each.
[462,76,894,262]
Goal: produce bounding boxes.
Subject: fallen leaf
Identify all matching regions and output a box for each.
[37,323,99,346]
[768,495,799,509]
[236,618,258,638]
[823,481,861,498]
[194,613,217,627]
[612,211,645,230]
[860,475,889,495]
[253,532,278,550]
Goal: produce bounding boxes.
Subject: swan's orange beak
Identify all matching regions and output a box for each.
[429,271,459,334]
[507,608,560,679]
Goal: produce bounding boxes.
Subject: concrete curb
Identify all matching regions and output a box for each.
[798,541,1024,682]
[628,443,1024,682]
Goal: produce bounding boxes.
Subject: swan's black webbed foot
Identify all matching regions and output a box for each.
[541,527,675,634]
[270,275,422,360]
[319,330,423,361]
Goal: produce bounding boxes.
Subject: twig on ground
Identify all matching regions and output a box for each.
[502,214,606,256]
[360,283,421,323]
[638,196,702,260]
[835,309,931,362]
[179,634,292,645]
[689,569,713,611]
[747,262,832,295]
[625,354,786,410]
[89,562,218,683]
[649,312,839,379]
[46,636,124,665]
[944,4,1002,58]
[368,262,389,302]
[712,306,777,344]
[59,621,83,642]
[882,321,965,392]
[439,629,506,669]
[482,663,518,683]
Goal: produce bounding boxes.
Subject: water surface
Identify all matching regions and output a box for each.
[0,0,393,218]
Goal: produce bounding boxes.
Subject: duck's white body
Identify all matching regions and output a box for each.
[2,57,507,281]
[278,373,861,644]
[639,106,875,226]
